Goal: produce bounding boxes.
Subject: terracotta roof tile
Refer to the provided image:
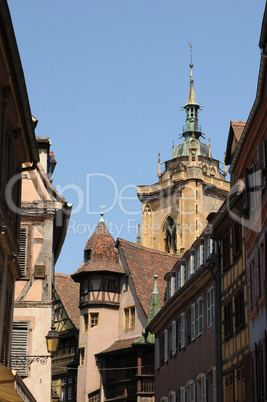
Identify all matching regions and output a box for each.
[97,337,140,355]
[230,120,246,142]
[54,273,80,329]
[72,221,124,276]
[117,239,179,316]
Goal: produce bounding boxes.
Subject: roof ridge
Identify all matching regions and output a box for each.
[117,238,179,259]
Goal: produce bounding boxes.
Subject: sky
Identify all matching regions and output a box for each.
[8,0,266,275]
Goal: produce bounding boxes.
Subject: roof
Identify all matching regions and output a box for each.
[72,221,124,277]
[117,239,179,316]
[225,120,246,165]
[97,337,140,355]
[54,273,80,329]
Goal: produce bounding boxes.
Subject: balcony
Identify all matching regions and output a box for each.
[52,353,76,375]
[104,375,154,401]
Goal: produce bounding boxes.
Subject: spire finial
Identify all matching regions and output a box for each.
[172,140,175,158]
[157,153,161,177]
[208,138,211,158]
[153,275,159,294]
[188,41,193,67]
[99,205,106,222]
[137,223,141,245]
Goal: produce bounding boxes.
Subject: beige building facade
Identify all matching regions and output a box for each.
[11,137,71,401]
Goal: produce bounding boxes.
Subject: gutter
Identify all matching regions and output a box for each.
[0,0,39,163]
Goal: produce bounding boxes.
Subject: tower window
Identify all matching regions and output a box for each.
[84,250,91,263]
[90,313,99,328]
[164,217,177,254]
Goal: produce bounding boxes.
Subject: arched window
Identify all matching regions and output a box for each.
[164,217,177,254]
[143,204,152,215]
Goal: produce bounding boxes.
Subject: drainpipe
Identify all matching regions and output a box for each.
[207,246,222,402]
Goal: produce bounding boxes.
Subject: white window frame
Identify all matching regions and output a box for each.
[62,388,67,402]
[180,386,186,402]
[172,320,177,356]
[164,329,169,362]
[186,380,195,402]
[197,373,207,402]
[171,273,176,297]
[181,264,185,287]
[176,269,181,291]
[68,386,72,400]
[190,253,195,275]
[199,243,204,266]
[207,286,215,328]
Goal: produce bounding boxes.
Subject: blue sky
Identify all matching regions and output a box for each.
[8,0,266,274]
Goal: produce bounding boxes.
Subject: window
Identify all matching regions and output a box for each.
[180,387,186,402]
[10,321,30,377]
[68,386,72,400]
[169,391,176,402]
[186,380,195,402]
[176,269,181,291]
[246,165,257,212]
[197,374,206,402]
[82,279,89,294]
[233,222,242,258]
[88,391,100,402]
[84,249,91,263]
[236,367,245,402]
[196,297,204,336]
[107,279,115,292]
[80,347,85,365]
[234,289,245,332]
[84,314,89,331]
[18,226,28,276]
[69,377,73,384]
[54,309,60,322]
[213,367,216,402]
[70,346,76,354]
[62,378,67,385]
[181,312,186,348]
[124,306,135,330]
[62,388,66,401]
[224,300,233,339]
[90,313,99,328]
[207,287,215,328]
[225,373,234,402]
[222,231,231,270]
[164,216,177,253]
[257,139,267,189]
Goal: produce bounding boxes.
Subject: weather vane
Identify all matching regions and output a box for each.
[188,41,193,65]
[99,205,106,221]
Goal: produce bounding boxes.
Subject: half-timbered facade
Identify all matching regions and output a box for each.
[11,138,71,401]
[71,218,178,402]
[52,273,80,402]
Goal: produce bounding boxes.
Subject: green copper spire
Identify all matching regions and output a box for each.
[133,275,161,345]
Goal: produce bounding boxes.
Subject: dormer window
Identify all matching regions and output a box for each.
[84,250,91,263]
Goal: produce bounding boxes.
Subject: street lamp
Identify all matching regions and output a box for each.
[46,325,60,355]
[11,325,59,367]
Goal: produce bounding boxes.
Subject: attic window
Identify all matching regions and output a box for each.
[84,250,91,263]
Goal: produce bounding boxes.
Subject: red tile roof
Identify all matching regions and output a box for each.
[72,221,124,276]
[117,239,179,316]
[97,337,140,355]
[230,120,246,142]
[54,273,80,329]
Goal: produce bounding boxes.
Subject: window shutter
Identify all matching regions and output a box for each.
[257,140,267,189]
[200,244,204,266]
[247,165,256,211]
[164,329,169,362]
[247,262,252,314]
[18,227,28,276]
[155,338,160,369]
[171,274,176,297]
[11,321,30,376]
[184,312,187,347]
[191,303,195,341]
[198,299,203,335]
[172,321,177,356]
[181,313,185,348]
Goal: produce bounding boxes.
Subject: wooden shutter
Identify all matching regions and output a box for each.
[18,226,28,276]
[181,313,186,348]
[11,321,30,376]
[155,338,160,369]
[172,321,177,356]
[191,303,195,341]
[244,352,253,401]
[164,329,168,362]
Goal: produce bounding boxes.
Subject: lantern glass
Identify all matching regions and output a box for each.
[45,326,59,355]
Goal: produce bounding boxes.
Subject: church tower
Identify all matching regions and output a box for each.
[137,61,230,255]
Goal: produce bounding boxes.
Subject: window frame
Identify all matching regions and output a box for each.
[207,286,215,328]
